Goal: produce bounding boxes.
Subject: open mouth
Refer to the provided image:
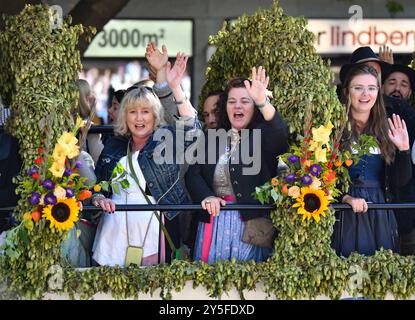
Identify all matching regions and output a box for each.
[358,99,371,104]
[391,93,402,99]
[233,112,244,119]
[135,124,145,129]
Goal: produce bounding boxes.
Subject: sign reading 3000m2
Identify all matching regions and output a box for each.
[84,19,193,58]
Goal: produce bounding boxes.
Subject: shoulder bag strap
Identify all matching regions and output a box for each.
[127,141,177,254]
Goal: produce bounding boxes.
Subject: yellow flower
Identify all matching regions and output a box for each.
[93,184,102,192]
[52,143,66,161]
[305,159,313,167]
[292,187,329,222]
[66,145,80,159]
[58,132,78,148]
[312,121,333,145]
[53,186,67,200]
[288,185,301,198]
[49,161,65,178]
[315,147,327,163]
[42,198,79,232]
[23,212,32,222]
[308,140,319,152]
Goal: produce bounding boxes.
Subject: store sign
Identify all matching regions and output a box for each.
[307,19,415,54]
[84,20,193,58]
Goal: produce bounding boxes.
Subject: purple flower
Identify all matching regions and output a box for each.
[44,193,57,205]
[309,164,322,177]
[301,175,313,186]
[41,179,55,190]
[29,192,41,205]
[285,173,297,183]
[27,167,38,176]
[287,155,300,163]
[64,169,72,176]
[75,160,83,169]
[66,188,75,198]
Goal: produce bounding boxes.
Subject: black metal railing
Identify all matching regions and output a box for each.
[3,122,415,213]
[0,125,114,134]
[2,203,415,213]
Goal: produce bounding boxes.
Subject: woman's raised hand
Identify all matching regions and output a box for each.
[388,113,410,151]
[244,66,270,106]
[166,52,188,90]
[145,42,168,71]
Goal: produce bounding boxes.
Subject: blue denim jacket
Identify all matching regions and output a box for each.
[95,115,201,220]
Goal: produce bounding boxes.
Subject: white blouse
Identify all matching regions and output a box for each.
[92,151,160,267]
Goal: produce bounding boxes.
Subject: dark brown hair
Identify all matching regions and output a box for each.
[216,77,263,130]
[341,64,395,164]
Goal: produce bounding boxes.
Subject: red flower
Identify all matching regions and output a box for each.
[38,148,44,154]
[35,156,43,164]
[32,173,40,180]
[68,180,74,185]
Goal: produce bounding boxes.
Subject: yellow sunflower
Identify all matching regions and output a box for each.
[292,187,329,222]
[42,198,79,232]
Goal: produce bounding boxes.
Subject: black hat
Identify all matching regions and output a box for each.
[339,46,391,84]
[383,64,415,90]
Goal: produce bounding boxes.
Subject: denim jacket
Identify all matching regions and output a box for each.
[95,115,201,220]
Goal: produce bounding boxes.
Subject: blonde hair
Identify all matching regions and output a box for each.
[114,87,165,137]
[75,79,95,119]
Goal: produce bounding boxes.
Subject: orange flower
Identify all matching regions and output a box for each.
[334,160,342,167]
[345,159,353,167]
[32,211,41,223]
[323,171,336,184]
[271,178,279,186]
[282,184,288,195]
[78,190,92,201]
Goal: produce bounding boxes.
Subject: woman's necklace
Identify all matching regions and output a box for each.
[224,129,240,161]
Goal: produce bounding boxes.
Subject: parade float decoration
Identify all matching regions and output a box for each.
[1,1,415,300]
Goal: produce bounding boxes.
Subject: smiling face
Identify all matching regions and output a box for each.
[383,71,412,100]
[348,74,379,116]
[126,105,155,140]
[226,87,255,131]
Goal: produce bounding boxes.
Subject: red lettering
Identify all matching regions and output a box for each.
[342,30,356,46]
[390,31,403,46]
[357,28,371,45]
[374,26,388,45]
[405,31,415,46]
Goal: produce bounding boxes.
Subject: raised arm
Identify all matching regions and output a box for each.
[166,52,196,118]
[145,42,168,84]
[145,42,178,123]
[244,66,275,121]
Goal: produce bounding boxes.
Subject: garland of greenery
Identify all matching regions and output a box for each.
[1,1,415,300]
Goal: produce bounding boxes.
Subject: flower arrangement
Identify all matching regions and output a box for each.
[17,118,93,232]
[256,107,377,223]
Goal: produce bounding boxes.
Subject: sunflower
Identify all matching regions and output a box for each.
[42,198,79,232]
[292,187,329,222]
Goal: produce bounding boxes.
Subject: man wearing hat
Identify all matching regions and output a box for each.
[383,64,415,101]
[339,46,415,143]
[339,47,415,256]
